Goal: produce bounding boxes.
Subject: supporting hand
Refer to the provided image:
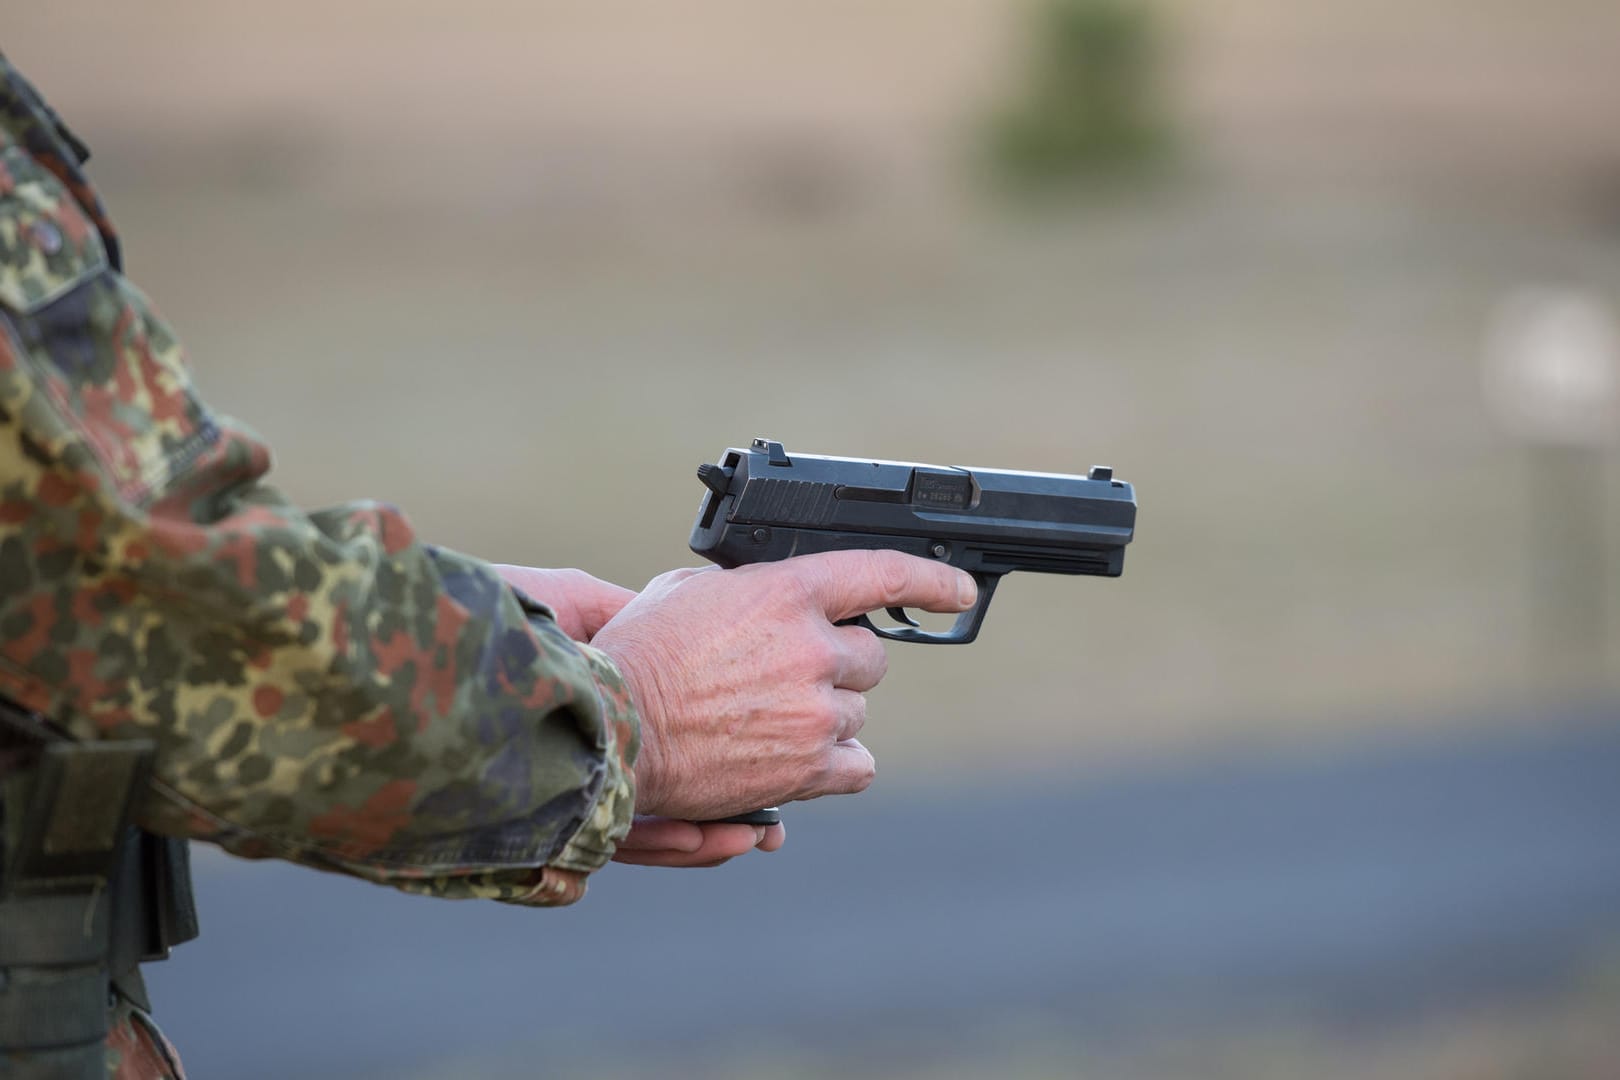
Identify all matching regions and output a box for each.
[611,816,786,868]
[492,565,636,642]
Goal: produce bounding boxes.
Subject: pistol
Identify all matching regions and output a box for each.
[688,438,1137,826]
[690,437,1136,643]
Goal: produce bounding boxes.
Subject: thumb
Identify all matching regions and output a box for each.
[578,579,637,639]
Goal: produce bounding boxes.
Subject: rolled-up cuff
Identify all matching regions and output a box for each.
[384,643,640,908]
[391,864,590,907]
[542,643,639,878]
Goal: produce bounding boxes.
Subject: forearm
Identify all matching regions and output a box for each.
[0,278,637,905]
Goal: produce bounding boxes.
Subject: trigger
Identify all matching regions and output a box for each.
[886,606,921,628]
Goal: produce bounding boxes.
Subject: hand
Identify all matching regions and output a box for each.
[611,816,786,868]
[592,550,977,821]
[492,565,635,642]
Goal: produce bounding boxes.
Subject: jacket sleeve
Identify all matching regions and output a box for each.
[0,135,637,907]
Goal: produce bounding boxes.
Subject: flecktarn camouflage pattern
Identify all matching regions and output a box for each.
[0,51,638,905]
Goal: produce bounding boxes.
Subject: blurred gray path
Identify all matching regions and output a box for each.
[146,708,1620,1078]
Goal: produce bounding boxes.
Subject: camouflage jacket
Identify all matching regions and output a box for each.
[0,53,637,906]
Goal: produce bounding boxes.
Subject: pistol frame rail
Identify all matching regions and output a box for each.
[689,438,1136,645]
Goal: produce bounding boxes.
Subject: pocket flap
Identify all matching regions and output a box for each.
[0,142,109,314]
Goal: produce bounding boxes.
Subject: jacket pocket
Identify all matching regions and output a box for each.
[0,140,109,315]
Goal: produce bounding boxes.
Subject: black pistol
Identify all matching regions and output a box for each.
[688,438,1137,826]
[690,437,1136,643]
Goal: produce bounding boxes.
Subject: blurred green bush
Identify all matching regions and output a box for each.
[984,0,1173,192]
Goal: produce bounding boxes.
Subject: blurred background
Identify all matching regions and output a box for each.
[9,1,1620,1076]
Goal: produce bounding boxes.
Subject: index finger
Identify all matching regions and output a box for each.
[792,549,977,625]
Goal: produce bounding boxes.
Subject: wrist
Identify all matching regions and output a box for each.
[596,639,669,815]
[550,642,642,868]
[630,722,666,815]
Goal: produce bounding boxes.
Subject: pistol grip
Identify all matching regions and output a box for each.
[844,572,1001,644]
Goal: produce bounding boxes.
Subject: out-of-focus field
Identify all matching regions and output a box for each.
[9,3,1620,1076]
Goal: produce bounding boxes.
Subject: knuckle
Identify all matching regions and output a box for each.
[844,695,868,737]
[816,743,875,795]
[849,754,876,793]
[870,551,913,607]
[815,690,845,738]
[800,634,841,680]
[811,758,841,797]
[861,635,889,683]
[778,562,824,613]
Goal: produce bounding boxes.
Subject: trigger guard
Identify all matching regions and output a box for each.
[845,574,1000,644]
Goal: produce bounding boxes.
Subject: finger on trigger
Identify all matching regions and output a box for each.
[800,550,975,622]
